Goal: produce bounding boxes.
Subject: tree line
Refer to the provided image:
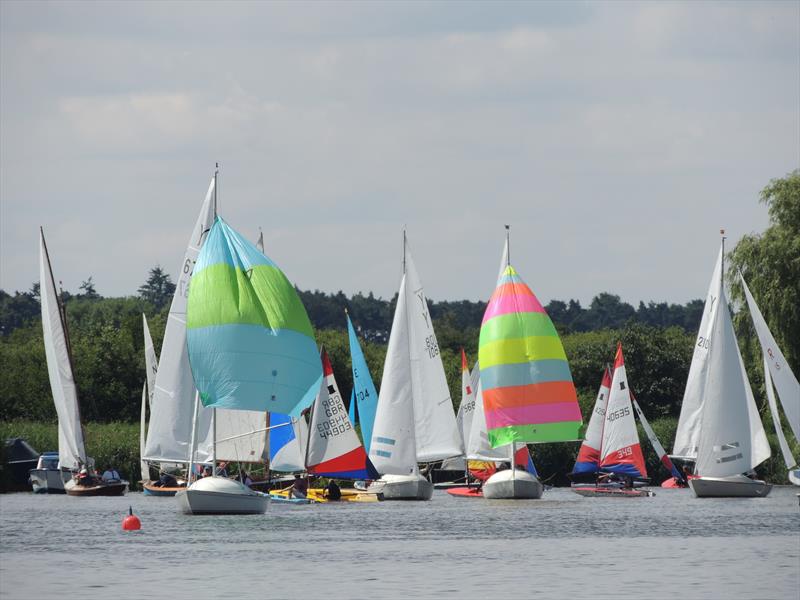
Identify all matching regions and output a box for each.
[1,171,797,434]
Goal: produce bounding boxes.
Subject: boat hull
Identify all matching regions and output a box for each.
[65,479,128,497]
[689,475,772,498]
[482,470,543,499]
[176,477,268,515]
[572,485,654,498]
[28,468,71,494]
[142,481,185,497]
[788,469,800,486]
[446,486,483,498]
[369,474,433,500]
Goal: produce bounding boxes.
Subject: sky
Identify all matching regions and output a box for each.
[1,1,798,307]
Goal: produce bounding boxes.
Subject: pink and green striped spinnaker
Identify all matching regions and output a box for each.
[478,265,582,447]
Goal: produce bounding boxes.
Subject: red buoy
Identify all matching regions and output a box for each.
[122,506,141,531]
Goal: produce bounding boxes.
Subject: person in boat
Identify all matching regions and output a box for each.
[77,468,93,487]
[102,466,121,482]
[156,472,178,487]
[216,461,228,477]
[324,479,341,501]
[288,474,308,499]
[201,466,212,478]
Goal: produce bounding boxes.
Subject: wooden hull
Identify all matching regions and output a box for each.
[65,480,128,497]
[572,485,654,498]
[142,481,185,497]
[689,475,772,498]
[483,470,543,499]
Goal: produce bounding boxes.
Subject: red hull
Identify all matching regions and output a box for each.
[446,487,483,498]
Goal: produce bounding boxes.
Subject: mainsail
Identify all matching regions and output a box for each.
[673,246,722,460]
[763,357,797,471]
[142,314,158,407]
[306,350,378,479]
[572,367,611,475]
[598,344,647,478]
[456,350,479,450]
[39,229,86,471]
[478,259,581,447]
[346,313,379,455]
[143,179,215,464]
[186,216,322,414]
[370,235,463,474]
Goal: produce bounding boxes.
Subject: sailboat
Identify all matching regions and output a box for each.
[178,211,322,514]
[368,232,463,500]
[569,367,611,482]
[31,229,127,496]
[631,394,685,486]
[436,351,480,483]
[739,272,800,486]
[479,229,582,499]
[686,238,772,498]
[572,344,654,498]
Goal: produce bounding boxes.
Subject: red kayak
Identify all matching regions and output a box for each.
[446,487,483,498]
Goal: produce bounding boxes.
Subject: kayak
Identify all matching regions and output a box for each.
[269,494,314,505]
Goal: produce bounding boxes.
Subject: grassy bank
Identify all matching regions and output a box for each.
[1,418,795,492]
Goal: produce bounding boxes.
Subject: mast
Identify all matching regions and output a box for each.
[211,164,219,477]
[187,391,200,484]
[720,229,726,287]
[505,225,515,479]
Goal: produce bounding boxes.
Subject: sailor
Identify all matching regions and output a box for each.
[289,474,308,499]
[102,467,121,481]
[324,479,342,501]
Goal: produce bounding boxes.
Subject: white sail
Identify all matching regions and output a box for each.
[370,274,419,475]
[269,416,308,473]
[740,272,800,442]
[764,355,797,470]
[456,358,479,451]
[214,410,268,463]
[673,246,723,459]
[39,230,86,471]
[143,179,215,464]
[142,314,158,407]
[139,382,149,481]
[466,378,511,461]
[695,282,771,477]
[404,247,463,462]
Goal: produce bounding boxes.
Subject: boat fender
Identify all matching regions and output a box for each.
[122,506,141,531]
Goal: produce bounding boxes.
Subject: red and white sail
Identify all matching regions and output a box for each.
[573,367,611,474]
[599,344,647,479]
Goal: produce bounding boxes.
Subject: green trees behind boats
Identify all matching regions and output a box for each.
[1,170,798,485]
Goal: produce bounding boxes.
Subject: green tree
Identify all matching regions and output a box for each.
[138,266,176,310]
[728,169,800,374]
[78,277,100,300]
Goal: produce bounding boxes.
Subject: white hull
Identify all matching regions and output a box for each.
[483,469,543,499]
[29,468,71,494]
[788,469,800,486]
[176,477,268,514]
[689,474,772,498]
[369,474,433,500]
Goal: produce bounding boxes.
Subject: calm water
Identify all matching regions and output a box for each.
[1,486,798,599]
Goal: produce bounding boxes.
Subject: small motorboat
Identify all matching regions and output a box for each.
[28,452,72,494]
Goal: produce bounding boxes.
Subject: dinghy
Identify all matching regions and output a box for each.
[478,229,582,499]
[178,177,322,514]
[368,232,463,500]
[569,367,611,484]
[35,229,128,496]
[740,272,800,486]
[686,237,772,498]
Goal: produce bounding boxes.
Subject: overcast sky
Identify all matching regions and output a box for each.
[1,1,797,307]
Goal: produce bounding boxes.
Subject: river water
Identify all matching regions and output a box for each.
[1,486,797,599]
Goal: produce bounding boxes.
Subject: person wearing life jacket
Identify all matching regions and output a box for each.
[102,467,121,482]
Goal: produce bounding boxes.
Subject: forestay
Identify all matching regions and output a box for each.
[599,344,647,478]
[673,246,722,460]
[39,229,86,471]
